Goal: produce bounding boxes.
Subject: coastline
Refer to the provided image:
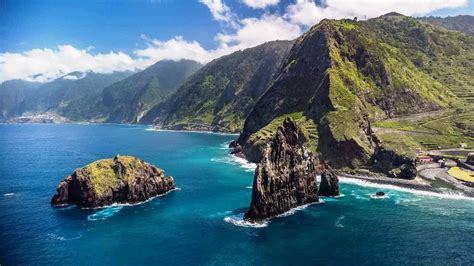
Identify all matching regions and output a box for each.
[147,127,240,136]
[227,151,474,200]
[338,173,474,200]
[0,121,241,136]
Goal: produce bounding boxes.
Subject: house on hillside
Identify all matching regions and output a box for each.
[416,155,433,164]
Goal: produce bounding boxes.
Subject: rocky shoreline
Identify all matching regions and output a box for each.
[338,172,474,198]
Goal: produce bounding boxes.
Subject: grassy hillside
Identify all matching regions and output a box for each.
[237,14,473,171]
[421,15,474,36]
[0,80,41,121]
[70,60,202,123]
[374,108,474,152]
[142,41,293,132]
[3,71,132,120]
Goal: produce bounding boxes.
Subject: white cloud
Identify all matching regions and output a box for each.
[199,0,236,25]
[62,72,87,80]
[286,0,468,26]
[135,36,227,64]
[241,0,280,9]
[0,45,137,83]
[133,15,301,66]
[1,0,467,83]
[216,15,301,48]
[327,0,468,18]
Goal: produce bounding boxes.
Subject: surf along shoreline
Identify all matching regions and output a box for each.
[226,149,474,200]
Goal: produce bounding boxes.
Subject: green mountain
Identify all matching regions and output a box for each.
[70,60,202,123]
[421,15,474,36]
[234,14,473,172]
[2,71,132,121]
[0,80,41,121]
[141,40,293,132]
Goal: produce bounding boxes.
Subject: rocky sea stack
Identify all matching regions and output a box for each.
[51,155,175,208]
[319,169,340,197]
[244,118,319,222]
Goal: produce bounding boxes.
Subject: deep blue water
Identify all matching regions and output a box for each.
[1,124,474,265]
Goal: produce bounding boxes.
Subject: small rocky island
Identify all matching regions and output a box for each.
[244,118,320,223]
[51,155,175,208]
[319,169,340,197]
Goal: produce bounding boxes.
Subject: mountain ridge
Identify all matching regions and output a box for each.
[233,15,473,173]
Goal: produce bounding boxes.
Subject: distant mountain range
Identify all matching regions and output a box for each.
[0,60,202,123]
[421,15,474,36]
[1,14,472,172]
[0,71,132,122]
[62,59,202,123]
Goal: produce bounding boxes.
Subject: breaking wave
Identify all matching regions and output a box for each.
[335,215,345,228]
[47,233,82,241]
[339,177,474,201]
[88,206,123,221]
[211,154,257,172]
[224,213,268,228]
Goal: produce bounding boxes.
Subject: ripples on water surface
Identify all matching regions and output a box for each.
[1,124,474,265]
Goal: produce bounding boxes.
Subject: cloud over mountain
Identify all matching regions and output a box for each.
[0,0,468,83]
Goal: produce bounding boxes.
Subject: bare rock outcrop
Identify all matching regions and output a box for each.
[244,118,319,222]
[319,169,340,197]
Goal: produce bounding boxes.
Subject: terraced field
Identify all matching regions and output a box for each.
[373,108,474,152]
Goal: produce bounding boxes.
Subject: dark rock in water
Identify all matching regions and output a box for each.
[318,169,340,197]
[51,155,175,208]
[375,191,385,197]
[244,118,318,223]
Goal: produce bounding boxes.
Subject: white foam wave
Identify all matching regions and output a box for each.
[84,187,180,210]
[47,233,82,241]
[370,194,390,200]
[209,210,233,218]
[370,194,388,200]
[219,142,231,150]
[145,127,238,136]
[245,186,253,189]
[224,213,268,228]
[276,202,320,218]
[339,177,474,201]
[3,193,14,197]
[335,215,345,228]
[211,154,257,172]
[88,206,123,221]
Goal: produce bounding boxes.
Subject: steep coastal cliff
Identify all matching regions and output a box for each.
[233,15,472,177]
[244,118,319,222]
[51,155,175,208]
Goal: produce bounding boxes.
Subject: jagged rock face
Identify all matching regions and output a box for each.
[51,155,175,208]
[236,16,469,171]
[236,21,376,169]
[244,118,319,222]
[373,147,417,179]
[319,169,340,197]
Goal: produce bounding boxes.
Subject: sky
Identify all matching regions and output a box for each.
[0,0,473,83]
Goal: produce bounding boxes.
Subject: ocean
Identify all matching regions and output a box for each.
[1,124,473,265]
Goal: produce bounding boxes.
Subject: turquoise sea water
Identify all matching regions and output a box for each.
[1,124,474,265]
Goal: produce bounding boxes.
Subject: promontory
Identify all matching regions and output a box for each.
[51,155,175,208]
